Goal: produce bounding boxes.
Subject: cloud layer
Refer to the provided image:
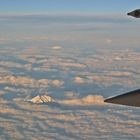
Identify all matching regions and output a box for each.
[0,14,140,139]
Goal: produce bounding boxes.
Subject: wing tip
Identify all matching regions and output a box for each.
[104,89,140,107]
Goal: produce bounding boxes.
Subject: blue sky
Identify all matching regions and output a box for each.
[0,0,140,14]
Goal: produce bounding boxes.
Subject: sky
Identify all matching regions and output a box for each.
[0,0,140,14]
[0,0,140,50]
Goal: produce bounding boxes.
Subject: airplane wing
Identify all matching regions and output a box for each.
[104,89,140,107]
[127,9,140,18]
[104,10,140,107]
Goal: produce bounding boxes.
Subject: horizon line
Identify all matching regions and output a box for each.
[0,12,126,17]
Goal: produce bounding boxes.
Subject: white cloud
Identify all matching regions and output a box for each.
[52,45,62,50]
[0,75,64,88]
[74,76,93,84]
[74,76,85,84]
[59,95,105,106]
[50,79,64,87]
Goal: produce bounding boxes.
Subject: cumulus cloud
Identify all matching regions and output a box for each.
[59,95,105,106]
[0,75,36,86]
[4,86,29,93]
[52,45,62,50]
[50,79,64,87]
[106,71,131,77]
[0,75,63,88]
[88,74,135,86]
[74,76,85,84]
[74,76,93,84]
[0,61,33,71]
[59,62,86,69]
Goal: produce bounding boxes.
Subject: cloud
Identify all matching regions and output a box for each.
[0,13,140,140]
[18,36,48,42]
[0,75,64,88]
[0,61,24,69]
[50,79,64,87]
[106,38,112,44]
[4,86,29,94]
[59,63,86,69]
[106,71,131,77]
[59,95,105,106]
[52,45,62,50]
[73,76,93,84]
[0,88,140,140]
[0,38,11,44]
[65,91,79,99]
[74,76,85,84]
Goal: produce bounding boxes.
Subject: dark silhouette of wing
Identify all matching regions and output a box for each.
[104,89,140,107]
[127,9,140,18]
